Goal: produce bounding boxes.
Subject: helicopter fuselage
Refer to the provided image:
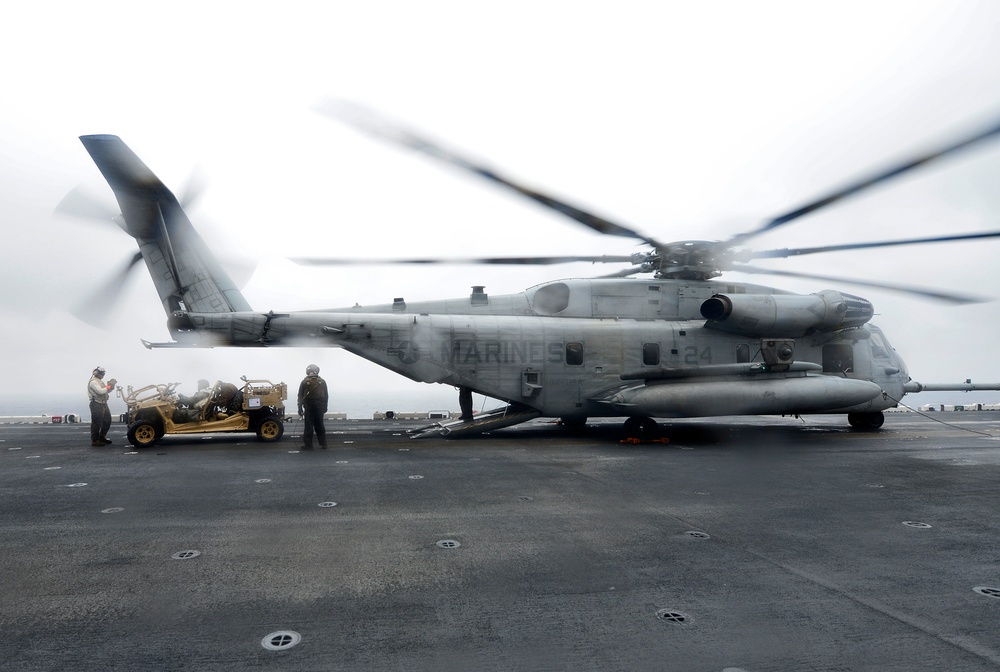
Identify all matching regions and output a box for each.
[169,277,904,420]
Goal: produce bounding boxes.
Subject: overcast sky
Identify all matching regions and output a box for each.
[3,1,1000,415]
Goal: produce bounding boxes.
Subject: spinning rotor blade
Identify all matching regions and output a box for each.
[71,251,144,327]
[746,230,1000,260]
[54,186,120,224]
[293,254,635,266]
[318,99,662,247]
[729,263,982,304]
[178,165,208,211]
[595,265,646,279]
[728,115,1000,246]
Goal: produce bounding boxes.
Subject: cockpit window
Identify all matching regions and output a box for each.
[532,282,571,315]
[870,332,889,358]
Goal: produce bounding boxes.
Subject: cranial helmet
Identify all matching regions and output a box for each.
[306,364,320,375]
[93,366,106,376]
[197,379,210,390]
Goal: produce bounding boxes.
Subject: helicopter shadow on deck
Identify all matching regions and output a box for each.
[476,417,855,450]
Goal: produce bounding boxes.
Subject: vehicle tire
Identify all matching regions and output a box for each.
[848,411,885,430]
[256,416,284,442]
[127,420,160,447]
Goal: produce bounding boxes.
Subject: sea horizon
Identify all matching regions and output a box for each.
[0,387,467,422]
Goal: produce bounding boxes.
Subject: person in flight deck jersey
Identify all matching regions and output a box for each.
[297,364,329,450]
[88,366,117,446]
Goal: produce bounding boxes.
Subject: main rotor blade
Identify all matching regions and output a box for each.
[292,254,635,266]
[729,263,983,304]
[71,251,144,327]
[318,99,662,246]
[745,230,1000,260]
[727,115,1000,246]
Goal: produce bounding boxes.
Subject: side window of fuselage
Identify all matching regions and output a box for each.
[566,342,584,366]
[642,343,660,365]
[823,343,854,373]
[736,343,750,363]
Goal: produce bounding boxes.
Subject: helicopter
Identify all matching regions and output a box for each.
[69,108,1000,438]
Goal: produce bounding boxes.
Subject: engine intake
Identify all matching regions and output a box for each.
[700,290,873,337]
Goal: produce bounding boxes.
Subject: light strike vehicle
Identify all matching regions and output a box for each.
[119,378,287,447]
[68,110,1000,438]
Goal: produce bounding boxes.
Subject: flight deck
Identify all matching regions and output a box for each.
[2,413,1000,671]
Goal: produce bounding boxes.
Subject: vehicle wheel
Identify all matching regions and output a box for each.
[848,411,885,430]
[256,416,284,442]
[127,420,160,447]
[623,416,659,439]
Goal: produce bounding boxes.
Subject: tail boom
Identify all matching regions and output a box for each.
[79,135,251,318]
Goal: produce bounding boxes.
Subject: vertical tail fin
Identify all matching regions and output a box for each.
[79,135,252,318]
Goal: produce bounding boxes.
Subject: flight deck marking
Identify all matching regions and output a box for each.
[436,540,461,549]
[973,587,1000,599]
[261,631,301,651]
[171,550,201,560]
[902,521,932,528]
[656,609,690,624]
[318,502,338,508]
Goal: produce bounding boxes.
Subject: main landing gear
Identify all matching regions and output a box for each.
[847,411,885,430]
[623,416,660,439]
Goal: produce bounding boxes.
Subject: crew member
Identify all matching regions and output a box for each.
[88,366,117,446]
[297,364,329,450]
[175,379,212,423]
[178,379,211,408]
[459,386,473,421]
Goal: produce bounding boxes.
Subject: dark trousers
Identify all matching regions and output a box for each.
[90,400,111,441]
[303,404,327,447]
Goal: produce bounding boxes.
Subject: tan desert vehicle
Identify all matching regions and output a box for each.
[118,377,287,447]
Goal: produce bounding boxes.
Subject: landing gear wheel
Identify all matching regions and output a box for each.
[848,411,885,430]
[623,416,660,439]
[256,416,284,442]
[127,420,159,447]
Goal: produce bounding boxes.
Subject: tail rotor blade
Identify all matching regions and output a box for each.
[178,165,208,211]
[54,186,119,224]
[71,252,144,328]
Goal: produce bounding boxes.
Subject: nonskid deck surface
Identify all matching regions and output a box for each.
[3,413,1000,671]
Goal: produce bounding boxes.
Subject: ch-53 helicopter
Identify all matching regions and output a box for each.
[68,106,1000,438]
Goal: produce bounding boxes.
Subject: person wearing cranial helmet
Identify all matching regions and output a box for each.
[87,366,117,447]
[297,364,329,450]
